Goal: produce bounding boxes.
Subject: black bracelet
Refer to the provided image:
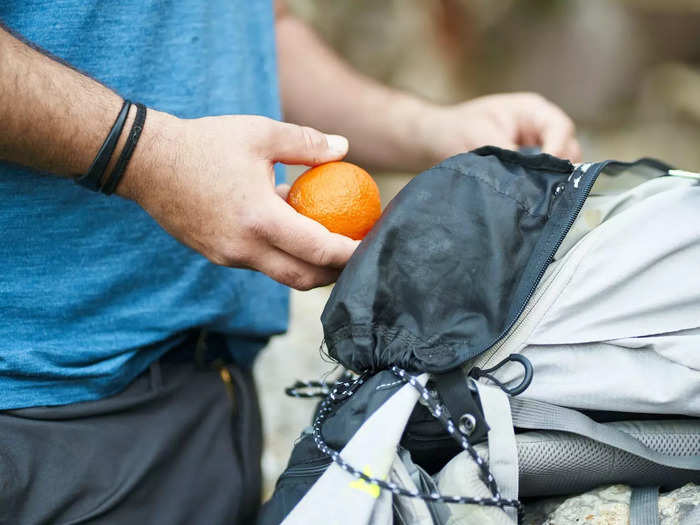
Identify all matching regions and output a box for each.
[101,103,147,195]
[75,99,131,191]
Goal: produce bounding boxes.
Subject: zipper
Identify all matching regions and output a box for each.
[474,158,676,372]
[466,160,606,372]
[472,233,582,371]
[473,267,555,370]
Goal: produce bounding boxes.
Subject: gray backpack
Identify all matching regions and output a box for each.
[259,148,700,524]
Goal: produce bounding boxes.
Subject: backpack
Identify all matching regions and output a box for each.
[259,147,700,525]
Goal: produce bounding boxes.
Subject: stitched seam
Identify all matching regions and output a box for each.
[441,166,536,215]
[488,157,572,173]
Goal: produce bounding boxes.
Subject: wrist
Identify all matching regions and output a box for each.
[115,108,182,203]
[100,102,137,188]
[410,103,458,167]
[387,95,447,171]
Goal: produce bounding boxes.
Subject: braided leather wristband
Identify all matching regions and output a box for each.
[75,99,131,191]
[101,103,146,195]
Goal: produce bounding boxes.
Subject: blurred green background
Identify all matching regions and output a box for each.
[256,0,700,496]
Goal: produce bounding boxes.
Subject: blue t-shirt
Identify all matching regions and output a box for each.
[0,0,289,409]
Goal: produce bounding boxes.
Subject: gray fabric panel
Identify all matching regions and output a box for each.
[510,397,700,470]
[629,486,660,525]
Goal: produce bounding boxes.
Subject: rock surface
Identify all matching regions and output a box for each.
[523,484,700,525]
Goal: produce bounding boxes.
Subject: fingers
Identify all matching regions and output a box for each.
[505,93,578,159]
[245,195,357,289]
[262,197,360,268]
[564,138,582,163]
[260,120,349,166]
[524,96,578,159]
[540,118,575,159]
[249,244,341,290]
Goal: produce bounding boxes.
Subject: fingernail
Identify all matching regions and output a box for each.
[325,134,349,156]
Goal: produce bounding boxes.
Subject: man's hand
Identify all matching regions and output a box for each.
[416,93,581,164]
[119,113,358,290]
[0,25,358,291]
[277,14,582,172]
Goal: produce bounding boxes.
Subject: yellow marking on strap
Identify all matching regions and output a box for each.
[349,466,381,499]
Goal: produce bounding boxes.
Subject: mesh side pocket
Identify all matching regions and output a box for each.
[516,421,700,497]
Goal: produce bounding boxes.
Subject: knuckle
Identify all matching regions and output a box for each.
[207,252,228,266]
[281,267,313,290]
[204,234,258,268]
[209,246,243,267]
[241,212,269,239]
[299,126,324,156]
[310,243,334,267]
[294,278,316,292]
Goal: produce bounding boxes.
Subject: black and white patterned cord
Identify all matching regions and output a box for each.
[309,365,523,516]
[285,370,362,400]
[285,379,331,398]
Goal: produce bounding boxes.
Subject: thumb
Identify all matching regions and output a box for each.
[263,121,348,166]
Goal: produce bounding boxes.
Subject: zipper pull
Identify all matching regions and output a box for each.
[552,182,566,198]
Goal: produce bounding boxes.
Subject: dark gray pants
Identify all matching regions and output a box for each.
[0,351,262,524]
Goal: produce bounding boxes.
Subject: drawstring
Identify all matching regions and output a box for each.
[308,367,523,518]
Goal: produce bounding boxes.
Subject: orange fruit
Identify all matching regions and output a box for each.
[287,161,382,240]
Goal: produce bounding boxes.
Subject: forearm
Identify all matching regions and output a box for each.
[0,25,164,188]
[276,14,439,172]
[0,22,359,289]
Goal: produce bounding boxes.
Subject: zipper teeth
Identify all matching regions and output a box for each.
[469,161,603,370]
[478,274,549,369]
[519,163,602,314]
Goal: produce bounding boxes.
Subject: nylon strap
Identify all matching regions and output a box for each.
[474,382,519,523]
[509,397,700,470]
[629,486,659,525]
[433,368,489,444]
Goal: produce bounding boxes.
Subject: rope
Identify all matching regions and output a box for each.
[308,366,523,516]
